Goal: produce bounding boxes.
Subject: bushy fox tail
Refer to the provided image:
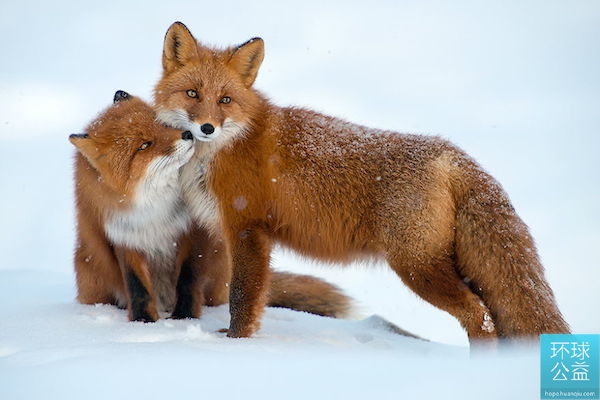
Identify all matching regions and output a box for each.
[453,157,570,338]
[267,271,353,318]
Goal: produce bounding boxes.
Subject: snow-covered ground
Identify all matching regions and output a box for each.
[1,1,598,399]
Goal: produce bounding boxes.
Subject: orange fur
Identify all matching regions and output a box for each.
[154,22,569,343]
[71,90,352,322]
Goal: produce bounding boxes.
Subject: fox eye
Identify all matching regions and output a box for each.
[139,141,153,151]
[186,89,198,98]
[219,96,232,104]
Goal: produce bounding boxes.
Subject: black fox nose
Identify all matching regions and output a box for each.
[200,123,215,135]
[182,131,193,140]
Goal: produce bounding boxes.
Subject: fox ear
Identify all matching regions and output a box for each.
[113,90,130,103]
[229,37,264,87]
[162,21,200,74]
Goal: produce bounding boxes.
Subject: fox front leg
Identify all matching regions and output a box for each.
[227,228,272,338]
[116,248,159,322]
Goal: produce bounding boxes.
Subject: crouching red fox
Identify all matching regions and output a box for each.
[153,21,569,343]
[70,90,352,322]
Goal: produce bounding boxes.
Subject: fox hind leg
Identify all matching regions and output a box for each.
[388,251,498,344]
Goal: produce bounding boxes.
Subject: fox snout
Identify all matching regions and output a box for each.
[193,123,217,141]
[69,133,89,140]
[154,108,222,142]
[182,130,194,140]
[190,121,222,142]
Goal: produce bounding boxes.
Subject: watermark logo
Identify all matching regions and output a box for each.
[541,334,599,399]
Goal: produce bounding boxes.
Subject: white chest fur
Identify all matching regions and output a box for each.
[179,153,220,234]
[104,156,191,257]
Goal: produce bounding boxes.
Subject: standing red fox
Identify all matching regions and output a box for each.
[154,22,569,343]
[70,90,351,322]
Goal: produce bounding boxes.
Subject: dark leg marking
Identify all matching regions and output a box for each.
[172,258,198,319]
[126,270,155,322]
